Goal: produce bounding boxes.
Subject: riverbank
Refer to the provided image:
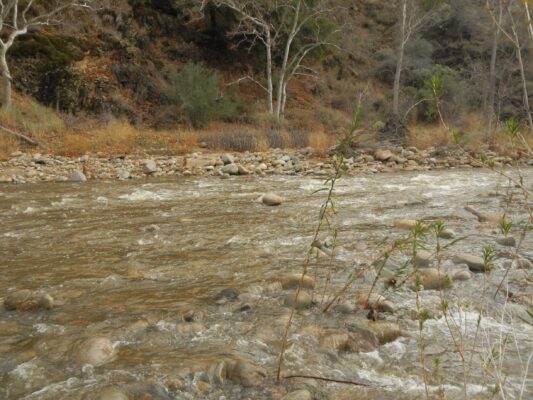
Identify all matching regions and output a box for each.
[1,144,532,185]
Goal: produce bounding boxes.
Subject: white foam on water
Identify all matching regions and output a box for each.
[51,197,75,207]
[95,196,108,204]
[119,189,176,201]
[34,323,65,335]
[3,231,23,238]
[23,207,38,214]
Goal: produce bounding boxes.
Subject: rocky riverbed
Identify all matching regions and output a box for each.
[1,168,532,399]
[1,145,532,184]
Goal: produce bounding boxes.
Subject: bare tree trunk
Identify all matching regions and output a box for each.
[0,49,12,111]
[524,2,533,44]
[266,30,274,114]
[510,12,533,135]
[275,0,301,120]
[486,1,502,139]
[393,0,407,117]
[280,81,288,116]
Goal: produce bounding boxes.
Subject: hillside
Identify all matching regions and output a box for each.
[1,0,532,156]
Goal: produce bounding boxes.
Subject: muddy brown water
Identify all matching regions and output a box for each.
[1,169,532,399]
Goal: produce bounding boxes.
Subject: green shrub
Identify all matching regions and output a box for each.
[406,64,465,123]
[167,62,220,129]
[166,62,250,128]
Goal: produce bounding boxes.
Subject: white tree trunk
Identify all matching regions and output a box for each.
[510,20,533,135]
[0,48,12,111]
[486,1,502,138]
[392,0,407,117]
[266,31,274,114]
[275,0,301,120]
[524,2,533,44]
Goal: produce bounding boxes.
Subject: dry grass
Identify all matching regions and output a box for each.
[0,133,19,160]
[407,113,533,157]
[407,124,453,149]
[0,93,64,137]
[308,131,336,157]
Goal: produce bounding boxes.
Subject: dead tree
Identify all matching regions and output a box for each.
[0,1,96,111]
[204,0,340,121]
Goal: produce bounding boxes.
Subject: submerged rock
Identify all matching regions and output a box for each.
[214,288,240,304]
[356,292,396,313]
[96,387,129,400]
[453,254,486,272]
[207,359,266,387]
[262,193,283,206]
[280,274,316,290]
[415,268,451,290]
[3,290,54,311]
[364,321,403,344]
[452,269,472,281]
[321,329,378,353]
[414,250,433,268]
[464,206,503,223]
[496,236,516,247]
[394,219,421,230]
[76,337,116,366]
[283,291,312,309]
[282,390,312,400]
[227,359,267,387]
[438,228,456,239]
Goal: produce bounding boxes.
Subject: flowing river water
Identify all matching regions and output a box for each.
[1,169,532,399]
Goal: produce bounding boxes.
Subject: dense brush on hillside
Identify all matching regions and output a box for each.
[1,0,533,152]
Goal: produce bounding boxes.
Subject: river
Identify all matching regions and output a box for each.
[1,169,532,399]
